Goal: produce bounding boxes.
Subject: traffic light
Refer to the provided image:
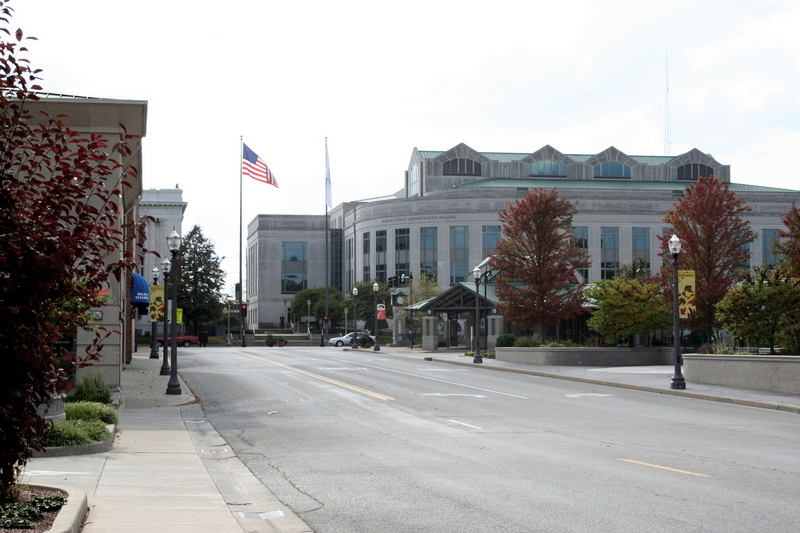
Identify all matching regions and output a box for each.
[240,304,248,318]
[388,277,394,289]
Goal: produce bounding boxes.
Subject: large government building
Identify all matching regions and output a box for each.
[245,142,800,338]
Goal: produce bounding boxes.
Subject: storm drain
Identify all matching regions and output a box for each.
[238,511,285,520]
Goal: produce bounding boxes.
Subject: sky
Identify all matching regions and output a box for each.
[12,0,800,293]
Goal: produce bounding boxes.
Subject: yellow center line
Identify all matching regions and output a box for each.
[619,459,709,477]
[237,351,394,401]
[449,419,483,430]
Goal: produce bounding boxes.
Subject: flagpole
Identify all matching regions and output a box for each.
[239,135,246,347]
[322,138,330,346]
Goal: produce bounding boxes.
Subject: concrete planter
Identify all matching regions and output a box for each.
[683,354,800,395]
[496,347,672,366]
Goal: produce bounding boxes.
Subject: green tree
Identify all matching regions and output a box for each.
[176,226,225,334]
[715,265,800,354]
[585,278,672,345]
[349,281,392,334]
[290,287,344,330]
[402,272,443,340]
[0,6,143,504]
[662,176,756,341]
[491,188,590,339]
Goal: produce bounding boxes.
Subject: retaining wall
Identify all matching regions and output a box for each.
[496,347,672,366]
[683,354,800,395]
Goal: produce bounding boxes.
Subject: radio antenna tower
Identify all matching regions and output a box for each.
[664,52,672,156]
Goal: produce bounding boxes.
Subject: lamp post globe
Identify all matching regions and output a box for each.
[166,230,182,395]
[149,267,160,359]
[472,266,483,364]
[372,282,380,351]
[160,257,171,375]
[669,234,686,389]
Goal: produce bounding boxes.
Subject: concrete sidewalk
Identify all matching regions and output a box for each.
[24,352,312,533]
[23,346,799,533]
[393,348,800,414]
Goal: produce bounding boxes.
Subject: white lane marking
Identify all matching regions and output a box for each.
[565,393,614,398]
[329,357,528,399]
[421,393,486,398]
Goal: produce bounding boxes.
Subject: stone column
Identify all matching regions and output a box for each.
[422,315,439,351]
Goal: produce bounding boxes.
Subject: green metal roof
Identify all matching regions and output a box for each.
[455,178,798,193]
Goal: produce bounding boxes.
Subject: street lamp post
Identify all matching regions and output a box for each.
[372,282,380,351]
[307,299,311,335]
[149,267,160,359]
[669,234,686,390]
[160,257,171,375]
[352,287,358,347]
[166,230,182,395]
[472,266,483,364]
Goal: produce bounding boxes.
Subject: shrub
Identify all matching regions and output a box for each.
[0,494,66,529]
[265,334,275,347]
[513,337,540,347]
[44,419,111,447]
[495,334,517,347]
[359,336,374,348]
[65,401,118,425]
[65,372,111,404]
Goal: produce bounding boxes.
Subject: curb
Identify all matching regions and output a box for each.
[430,357,800,414]
[29,484,88,533]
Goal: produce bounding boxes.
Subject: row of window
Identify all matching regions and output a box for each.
[441,158,716,180]
[281,228,782,293]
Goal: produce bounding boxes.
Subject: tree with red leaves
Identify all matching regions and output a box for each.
[775,203,800,277]
[0,1,142,503]
[661,176,756,342]
[491,188,590,339]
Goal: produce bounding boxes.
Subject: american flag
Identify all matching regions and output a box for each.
[242,143,278,187]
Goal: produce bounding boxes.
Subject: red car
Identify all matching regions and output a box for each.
[157,335,199,347]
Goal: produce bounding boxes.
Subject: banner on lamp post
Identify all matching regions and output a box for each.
[377,303,386,320]
[678,270,696,319]
[149,285,164,322]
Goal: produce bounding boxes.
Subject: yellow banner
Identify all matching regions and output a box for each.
[678,270,696,319]
[149,285,164,322]
[176,308,183,325]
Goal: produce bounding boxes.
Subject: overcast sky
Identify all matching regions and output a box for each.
[13,0,800,293]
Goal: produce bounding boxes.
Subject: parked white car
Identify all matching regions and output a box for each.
[328,332,376,347]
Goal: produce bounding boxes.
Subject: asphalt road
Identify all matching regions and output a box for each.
[179,346,799,533]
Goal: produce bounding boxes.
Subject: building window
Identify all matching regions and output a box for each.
[763,229,781,268]
[409,164,420,196]
[632,227,650,273]
[281,242,307,293]
[601,227,619,279]
[677,163,714,181]
[593,161,631,179]
[741,241,751,272]
[376,230,387,283]
[573,226,589,281]
[362,232,370,282]
[450,226,469,285]
[420,227,438,282]
[482,225,501,259]
[346,237,353,292]
[443,158,481,176]
[395,228,410,278]
[529,160,567,177]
